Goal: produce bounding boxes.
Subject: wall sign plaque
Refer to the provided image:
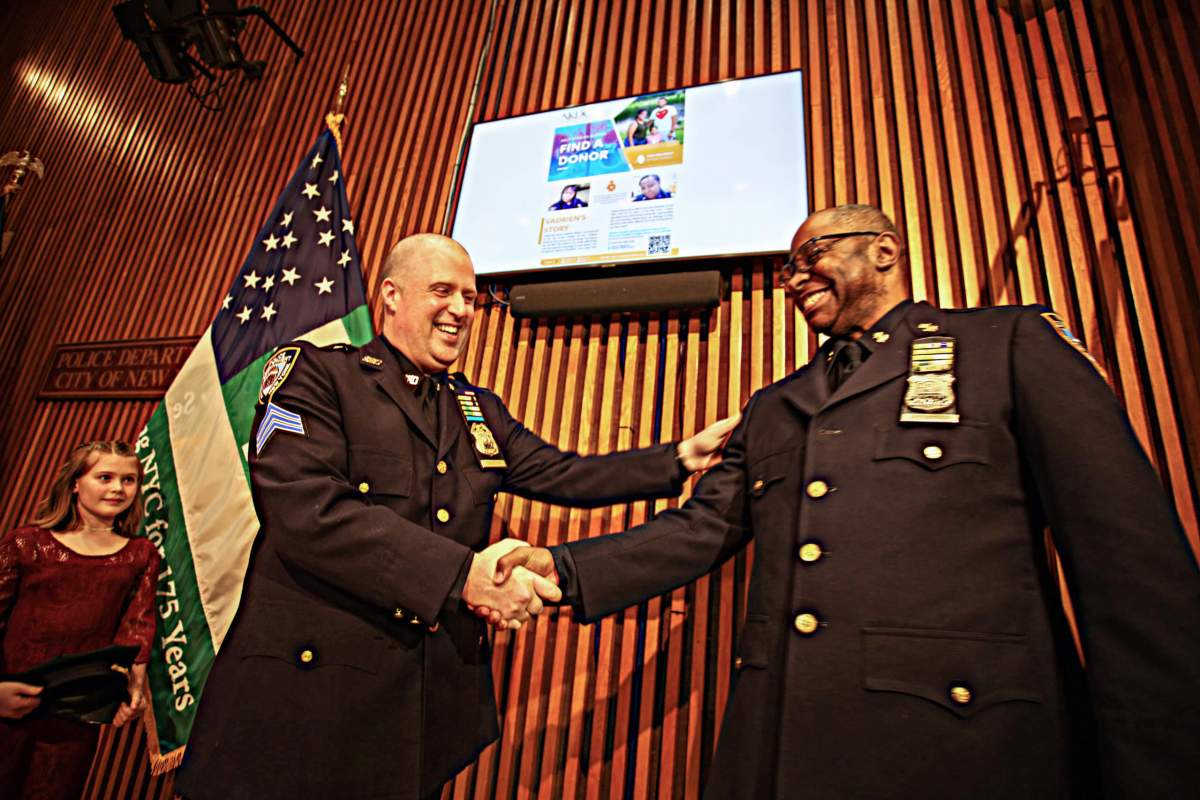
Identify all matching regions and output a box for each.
[39,337,198,400]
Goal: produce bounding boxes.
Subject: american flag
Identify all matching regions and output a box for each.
[212,130,367,381]
[135,127,373,772]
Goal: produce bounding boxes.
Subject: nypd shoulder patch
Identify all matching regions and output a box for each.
[255,401,306,455]
[259,346,301,404]
[1039,311,1107,379]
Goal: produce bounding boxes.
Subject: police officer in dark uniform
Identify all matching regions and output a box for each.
[175,233,737,800]
[497,206,1200,799]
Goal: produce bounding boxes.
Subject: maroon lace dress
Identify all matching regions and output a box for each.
[0,525,160,800]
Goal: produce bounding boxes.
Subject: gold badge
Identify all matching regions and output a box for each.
[361,355,383,367]
[450,380,507,469]
[470,422,500,456]
[901,336,960,424]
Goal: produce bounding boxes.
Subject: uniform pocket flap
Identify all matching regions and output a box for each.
[861,626,1042,718]
[747,449,794,498]
[348,447,413,497]
[735,613,771,669]
[240,625,387,675]
[872,422,989,470]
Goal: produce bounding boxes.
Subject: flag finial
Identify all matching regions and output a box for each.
[325,64,351,153]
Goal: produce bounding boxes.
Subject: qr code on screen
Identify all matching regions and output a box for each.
[647,235,671,255]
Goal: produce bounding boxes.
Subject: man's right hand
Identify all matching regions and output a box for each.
[464,539,561,630]
[0,681,42,719]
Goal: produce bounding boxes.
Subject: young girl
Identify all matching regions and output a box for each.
[0,440,160,800]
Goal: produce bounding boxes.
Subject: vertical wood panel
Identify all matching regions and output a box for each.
[0,1,1196,797]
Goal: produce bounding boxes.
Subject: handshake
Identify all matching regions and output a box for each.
[461,539,558,630]
[458,413,742,630]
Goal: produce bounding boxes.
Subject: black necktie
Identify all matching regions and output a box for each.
[421,375,441,431]
[828,339,864,392]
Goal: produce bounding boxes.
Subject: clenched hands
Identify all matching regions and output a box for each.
[463,538,561,631]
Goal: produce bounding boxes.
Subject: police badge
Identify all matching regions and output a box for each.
[451,380,507,469]
[470,423,500,456]
[900,336,960,424]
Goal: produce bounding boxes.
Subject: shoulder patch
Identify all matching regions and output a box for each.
[1039,312,1107,379]
[259,346,301,404]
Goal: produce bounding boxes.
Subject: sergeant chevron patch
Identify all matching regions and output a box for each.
[1039,312,1108,379]
[255,401,306,455]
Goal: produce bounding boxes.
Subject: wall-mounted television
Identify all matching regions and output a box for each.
[451,70,807,277]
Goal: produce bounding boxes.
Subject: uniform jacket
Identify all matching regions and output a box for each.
[176,336,686,800]
[565,302,1200,799]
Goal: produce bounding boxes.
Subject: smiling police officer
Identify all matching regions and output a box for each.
[176,233,737,800]
[497,205,1200,799]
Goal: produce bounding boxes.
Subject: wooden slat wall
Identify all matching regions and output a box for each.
[0,1,1195,798]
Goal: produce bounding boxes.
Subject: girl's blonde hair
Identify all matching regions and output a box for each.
[29,441,144,537]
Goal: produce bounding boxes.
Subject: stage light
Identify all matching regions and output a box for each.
[112,1,197,85]
[112,1,303,108]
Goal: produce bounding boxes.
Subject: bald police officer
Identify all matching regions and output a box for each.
[176,234,736,800]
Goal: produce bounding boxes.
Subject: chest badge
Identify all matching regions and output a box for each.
[470,423,500,456]
[901,336,960,424]
[451,382,507,469]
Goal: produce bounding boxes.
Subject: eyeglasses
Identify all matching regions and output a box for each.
[780,231,881,283]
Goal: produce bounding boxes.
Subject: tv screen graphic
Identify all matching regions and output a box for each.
[452,70,807,277]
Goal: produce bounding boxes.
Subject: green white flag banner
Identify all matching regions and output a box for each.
[136,127,373,772]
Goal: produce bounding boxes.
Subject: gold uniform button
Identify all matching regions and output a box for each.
[923,445,944,461]
[393,608,406,620]
[358,481,370,494]
[917,322,940,332]
[794,613,820,635]
[436,460,448,474]
[949,684,972,705]
[798,543,823,562]
[806,480,829,499]
[734,657,744,668]
[436,508,451,523]
[752,478,765,492]
[872,331,890,344]
[299,649,314,664]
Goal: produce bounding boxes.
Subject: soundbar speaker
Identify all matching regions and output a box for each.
[510,271,722,318]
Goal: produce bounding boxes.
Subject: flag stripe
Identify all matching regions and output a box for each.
[138,404,216,755]
[168,331,260,651]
